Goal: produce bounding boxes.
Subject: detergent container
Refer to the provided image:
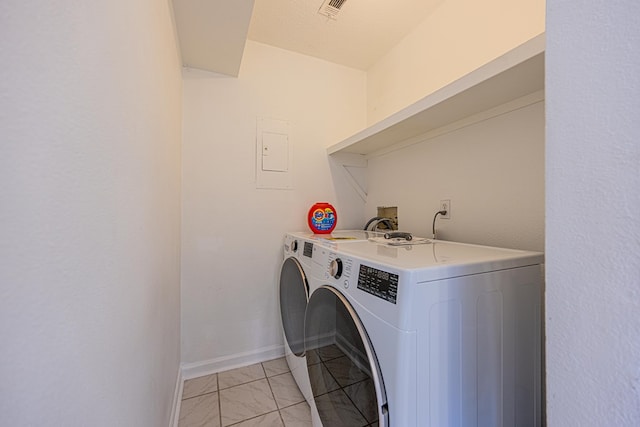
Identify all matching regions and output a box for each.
[307,202,337,234]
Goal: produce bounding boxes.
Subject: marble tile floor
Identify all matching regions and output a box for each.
[178,357,312,427]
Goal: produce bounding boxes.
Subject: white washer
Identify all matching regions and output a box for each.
[279,230,384,417]
[303,239,544,427]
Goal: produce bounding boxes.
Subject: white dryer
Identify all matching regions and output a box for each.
[279,231,384,408]
[303,239,544,427]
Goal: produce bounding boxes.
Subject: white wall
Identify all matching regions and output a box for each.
[366,101,545,251]
[0,1,182,426]
[181,41,366,366]
[546,1,640,425]
[366,0,545,124]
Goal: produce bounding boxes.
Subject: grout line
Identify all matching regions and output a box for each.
[278,407,287,427]
[264,362,280,409]
[277,400,307,410]
[181,390,218,402]
[342,382,370,424]
[225,410,282,427]
[217,373,222,427]
[262,359,296,425]
[218,366,267,390]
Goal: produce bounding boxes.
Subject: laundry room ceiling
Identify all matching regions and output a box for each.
[172,0,443,75]
[248,0,444,70]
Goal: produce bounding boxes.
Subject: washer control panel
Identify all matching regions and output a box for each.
[357,264,399,304]
[326,252,354,280]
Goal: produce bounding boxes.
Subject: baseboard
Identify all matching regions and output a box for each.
[181,344,285,380]
[168,366,183,427]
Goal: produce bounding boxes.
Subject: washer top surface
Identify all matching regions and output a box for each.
[336,239,544,282]
[287,229,384,245]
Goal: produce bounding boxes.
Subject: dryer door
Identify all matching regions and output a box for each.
[279,257,309,357]
[305,286,388,427]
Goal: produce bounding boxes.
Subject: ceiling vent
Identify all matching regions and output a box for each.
[318,0,348,20]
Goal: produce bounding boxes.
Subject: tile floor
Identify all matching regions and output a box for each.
[178,357,311,427]
[178,344,379,427]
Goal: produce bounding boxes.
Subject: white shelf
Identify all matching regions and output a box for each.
[327,34,545,156]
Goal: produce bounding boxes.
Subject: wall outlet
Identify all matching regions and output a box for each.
[440,200,451,219]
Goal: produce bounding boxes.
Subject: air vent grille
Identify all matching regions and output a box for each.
[318,0,348,19]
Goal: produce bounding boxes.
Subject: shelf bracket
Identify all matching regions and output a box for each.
[329,152,368,202]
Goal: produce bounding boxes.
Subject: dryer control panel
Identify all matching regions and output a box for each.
[357,264,399,304]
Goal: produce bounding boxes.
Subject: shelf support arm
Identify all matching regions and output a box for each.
[329,152,368,202]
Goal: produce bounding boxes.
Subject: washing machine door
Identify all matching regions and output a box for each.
[305,286,388,427]
[279,257,309,357]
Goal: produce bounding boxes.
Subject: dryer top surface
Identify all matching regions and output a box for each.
[336,239,543,282]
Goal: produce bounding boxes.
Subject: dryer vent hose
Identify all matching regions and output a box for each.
[364,217,395,231]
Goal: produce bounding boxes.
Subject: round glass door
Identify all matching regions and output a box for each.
[279,257,309,357]
[305,286,388,427]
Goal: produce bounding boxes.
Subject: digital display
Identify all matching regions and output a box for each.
[357,264,398,304]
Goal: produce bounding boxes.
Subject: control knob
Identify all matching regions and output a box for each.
[329,258,343,279]
[291,240,298,252]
